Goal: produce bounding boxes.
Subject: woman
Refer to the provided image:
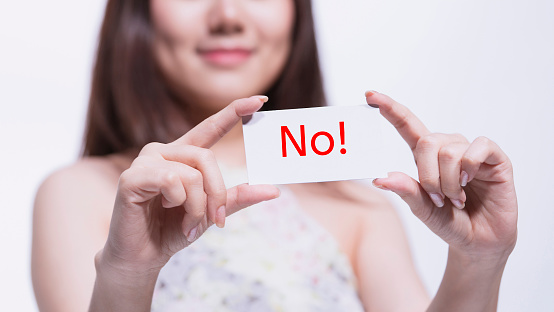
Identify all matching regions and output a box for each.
[31,0,518,311]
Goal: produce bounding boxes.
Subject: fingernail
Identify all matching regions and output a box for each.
[365,91,379,108]
[365,90,378,97]
[187,225,199,243]
[216,205,226,228]
[460,171,469,187]
[274,187,281,198]
[254,95,268,103]
[429,193,445,207]
[451,199,465,210]
[372,178,390,191]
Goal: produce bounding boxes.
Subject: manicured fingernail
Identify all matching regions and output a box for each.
[429,193,445,207]
[451,199,465,209]
[216,205,226,228]
[365,91,379,108]
[372,178,390,191]
[274,187,281,198]
[460,171,469,187]
[365,90,378,97]
[254,95,268,103]
[187,225,199,243]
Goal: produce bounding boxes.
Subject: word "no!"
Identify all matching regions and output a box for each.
[243,105,388,185]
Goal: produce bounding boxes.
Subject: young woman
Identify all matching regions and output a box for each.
[32,0,518,311]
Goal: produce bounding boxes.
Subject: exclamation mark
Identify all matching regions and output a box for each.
[339,121,346,154]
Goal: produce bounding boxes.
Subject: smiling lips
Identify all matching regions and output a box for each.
[198,48,253,68]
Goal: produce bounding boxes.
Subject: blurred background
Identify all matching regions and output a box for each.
[1,0,553,311]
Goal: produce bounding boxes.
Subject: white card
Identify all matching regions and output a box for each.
[242,105,389,185]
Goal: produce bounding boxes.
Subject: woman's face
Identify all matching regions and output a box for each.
[151,0,295,115]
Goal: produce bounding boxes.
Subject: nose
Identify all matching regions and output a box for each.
[208,0,245,35]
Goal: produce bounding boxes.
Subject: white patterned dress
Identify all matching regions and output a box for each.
[151,165,365,311]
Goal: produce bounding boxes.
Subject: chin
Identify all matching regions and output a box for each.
[196,79,269,105]
[173,65,278,114]
[187,86,261,114]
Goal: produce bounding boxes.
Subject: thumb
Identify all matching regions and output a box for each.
[373,172,435,223]
[225,184,281,216]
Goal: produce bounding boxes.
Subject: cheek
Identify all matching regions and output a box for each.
[150,0,204,68]
[151,0,194,42]
[245,0,295,90]
[252,1,295,58]
[149,0,296,107]
[150,0,215,101]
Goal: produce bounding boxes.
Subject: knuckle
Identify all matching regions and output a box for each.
[140,142,163,155]
[393,110,410,129]
[207,117,227,139]
[232,184,248,207]
[190,197,208,219]
[441,185,459,197]
[186,170,203,185]
[498,162,514,181]
[130,155,150,168]
[417,168,439,190]
[419,176,439,192]
[117,169,145,202]
[462,154,479,167]
[189,207,205,219]
[213,187,227,200]
[475,136,491,145]
[505,157,513,169]
[439,145,460,161]
[416,135,440,152]
[199,148,216,161]
[161,171,180,186]
[118,169,133,187]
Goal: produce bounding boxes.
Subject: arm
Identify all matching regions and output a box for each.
[32,97,279,312]
[365,91,517,311]
[356,206,508,312]
[88,248,160,312]
[356,200,430,312]
[428,248,508,312]
[32,162,116,311]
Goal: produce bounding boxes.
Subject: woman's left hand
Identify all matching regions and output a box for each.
[368,91,518,261]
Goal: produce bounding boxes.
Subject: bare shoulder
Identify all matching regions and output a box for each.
[32,155,132,312]
[36,156,122,200]
[42,156,120,184]
[34,155,127,225]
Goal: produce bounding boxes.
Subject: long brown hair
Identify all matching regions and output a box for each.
[81,0,326,157]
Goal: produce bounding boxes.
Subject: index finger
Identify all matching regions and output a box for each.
[365,91,430,150]
[173,96,267,148]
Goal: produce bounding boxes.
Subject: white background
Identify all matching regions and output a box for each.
[1,0,552,311]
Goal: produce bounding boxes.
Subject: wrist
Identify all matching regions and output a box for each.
[95,247,162,284]
[429,247,507,312]
[90,249,160,312]
[447,246,509,275]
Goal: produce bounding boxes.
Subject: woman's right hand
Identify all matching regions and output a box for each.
[97,96,279,275]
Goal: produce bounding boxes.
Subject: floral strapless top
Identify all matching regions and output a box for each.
[151,165,365,311]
